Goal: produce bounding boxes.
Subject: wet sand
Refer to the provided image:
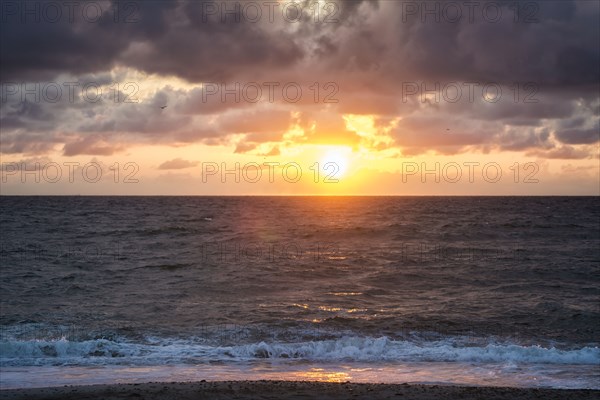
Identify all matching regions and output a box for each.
[1,381,598,400]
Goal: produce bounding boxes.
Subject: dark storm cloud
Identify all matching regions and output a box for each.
[497,127,553,152]
[0,0,390,83]
[380,0,600,87]
[0,0,599,157]
[0,132,60,155]
[121,21,303,83]
[1,4,120,81]
[178,86,255,115]
[555,125,600,145]
[0,0,302,82]
[217,109,292,135]
[2,1,598,84]
[0,99,57,133]
[0,1,179,81]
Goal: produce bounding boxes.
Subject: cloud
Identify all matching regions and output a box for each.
[0,0,598,160]
[0,132,61,155]
[157,158,199,170]
[554,123,600,145]
[62,134,125,156]
[217,109,292,135]
[527,146,595,160]
[0,156,54,171]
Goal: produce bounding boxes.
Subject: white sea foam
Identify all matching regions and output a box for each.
[1,336,598,367]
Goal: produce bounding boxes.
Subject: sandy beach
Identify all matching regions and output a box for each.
[1,381,598,400]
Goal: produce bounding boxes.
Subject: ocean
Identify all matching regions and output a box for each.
[0,196,598,389]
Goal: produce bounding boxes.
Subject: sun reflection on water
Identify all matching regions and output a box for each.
[291,368,352,383]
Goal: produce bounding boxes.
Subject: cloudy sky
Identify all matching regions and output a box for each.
[1,0,598,194]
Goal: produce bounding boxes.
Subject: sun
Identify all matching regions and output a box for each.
[320,147,351,179]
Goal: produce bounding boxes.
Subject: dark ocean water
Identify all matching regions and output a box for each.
[1,196,599,388]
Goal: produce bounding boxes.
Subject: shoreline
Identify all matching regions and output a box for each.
[1,381,599,400]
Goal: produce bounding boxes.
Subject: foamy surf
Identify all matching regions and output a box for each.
[1,336,598,367]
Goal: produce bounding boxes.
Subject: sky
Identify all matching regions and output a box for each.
[0,0,599,195]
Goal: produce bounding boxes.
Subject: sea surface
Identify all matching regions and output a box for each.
[0,196,599,389]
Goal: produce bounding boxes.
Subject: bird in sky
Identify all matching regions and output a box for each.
[160,106,167,109]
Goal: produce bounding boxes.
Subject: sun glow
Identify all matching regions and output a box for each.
[320,147,352,179]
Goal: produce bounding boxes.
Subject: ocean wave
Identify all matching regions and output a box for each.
[1,336,598,367]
